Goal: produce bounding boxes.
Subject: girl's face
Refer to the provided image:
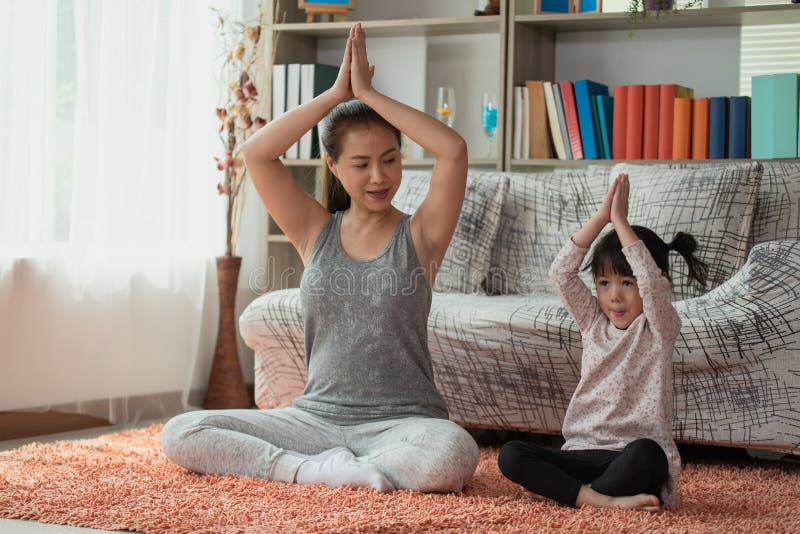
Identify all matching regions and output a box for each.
[595,271,644,330]
[326,123,401,212]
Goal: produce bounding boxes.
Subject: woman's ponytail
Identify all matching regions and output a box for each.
[669,232,709,288]
[321,162,351,213]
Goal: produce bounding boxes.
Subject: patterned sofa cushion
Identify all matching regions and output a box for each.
[427,292,580,431]
[671,240,800,448]
[610,162,763,300]
[485,166,611,295]
[751,161,800,246]
[392,170,509,294]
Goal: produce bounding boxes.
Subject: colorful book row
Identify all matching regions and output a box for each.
[613,85,753,160]
[513,76,800,161]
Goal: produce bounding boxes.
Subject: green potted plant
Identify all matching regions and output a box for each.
[626,0,705,34]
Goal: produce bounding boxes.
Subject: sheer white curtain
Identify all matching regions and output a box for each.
[0,0,235,423]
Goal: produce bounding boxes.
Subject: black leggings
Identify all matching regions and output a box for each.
[497,438,669,507]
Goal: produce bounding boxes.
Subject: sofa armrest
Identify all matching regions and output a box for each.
[674,240,800,371]
[239,288,306,409]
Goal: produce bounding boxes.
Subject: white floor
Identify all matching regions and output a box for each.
[0,419,168,534]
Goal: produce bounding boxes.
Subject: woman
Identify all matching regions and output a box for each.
[162,23,478,493]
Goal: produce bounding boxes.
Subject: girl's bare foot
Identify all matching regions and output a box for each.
[576,484,662,513]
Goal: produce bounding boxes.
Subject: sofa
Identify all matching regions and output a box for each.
[240,160,800,455]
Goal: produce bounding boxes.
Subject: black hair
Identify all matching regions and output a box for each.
[584,225,708,288]
[319,99,401,213]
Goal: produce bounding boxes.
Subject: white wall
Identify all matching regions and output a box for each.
[555,27,741,97]
[344,0,483,20]
[317,33,501,159]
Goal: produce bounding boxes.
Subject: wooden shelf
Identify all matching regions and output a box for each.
[274,15,501,38]
[515,5,800,32]
[281,159,322,167]
[268,234,292,243]
[281,158,500,167]
[511,158,800,167]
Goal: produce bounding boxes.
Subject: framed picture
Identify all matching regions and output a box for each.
[298,0,356,23]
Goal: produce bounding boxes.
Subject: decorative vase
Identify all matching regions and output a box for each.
[203,255,251,409]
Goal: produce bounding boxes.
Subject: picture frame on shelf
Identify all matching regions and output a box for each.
[298,0,355,23]
[576,0,603,12]
[534,0,575,13]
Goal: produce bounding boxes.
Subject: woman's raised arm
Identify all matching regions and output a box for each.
[240,36,356,263]
[350,23,468,272]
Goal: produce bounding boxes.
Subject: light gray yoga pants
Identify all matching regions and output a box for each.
[161,407,479,492]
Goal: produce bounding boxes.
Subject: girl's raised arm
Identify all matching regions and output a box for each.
[611,175,681,341]
[349,23,468,273]
[549,177,620,332]
[241,36,356,263]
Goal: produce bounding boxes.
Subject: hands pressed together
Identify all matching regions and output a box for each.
[331,23,376,102]
[599,173,630,226]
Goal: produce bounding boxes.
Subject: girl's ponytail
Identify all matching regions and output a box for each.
[669,232,709,288]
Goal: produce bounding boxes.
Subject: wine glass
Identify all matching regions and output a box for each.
[481,92,498,158]
[436,87,455,128]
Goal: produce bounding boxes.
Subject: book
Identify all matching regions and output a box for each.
[657,84,693,159]
[643,85,660,159]
[595,95,614,160]
[544,82,568,160]
[590,96,604,159]
[560,81,584,160]
[553,83,573,159]
[285,63,302,158]
[612,85,628,159]
[708,96,728,159]
[272,64,287,158]
[673,98,692,159]
[626,85,645,159]
[513,87,522,160]
[692,97,710,159]
[526,80,553,159]
[574,79,609,160]
[752,73,800,159]
[539,0,571,12]
[298,64,339,159]
[728,96,750,159]
[522,86,530,159]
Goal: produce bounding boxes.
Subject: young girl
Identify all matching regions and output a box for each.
[162,23,479,493]
[498,174,707,511]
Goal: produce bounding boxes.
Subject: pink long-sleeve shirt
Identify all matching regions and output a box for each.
[548,238,681,507]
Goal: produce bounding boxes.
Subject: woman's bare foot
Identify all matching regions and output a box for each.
[576,484,662,513]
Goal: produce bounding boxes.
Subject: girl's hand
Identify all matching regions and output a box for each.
[350,22,375,100]
[598,175,621,224]
[329,26,354,102]
[610,173,630,225]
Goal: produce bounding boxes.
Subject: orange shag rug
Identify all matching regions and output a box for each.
[1,424,799,533]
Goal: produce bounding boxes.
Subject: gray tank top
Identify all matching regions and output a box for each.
[294,210,448,423]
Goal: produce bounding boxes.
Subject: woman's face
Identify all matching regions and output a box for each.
[327,123,401,211]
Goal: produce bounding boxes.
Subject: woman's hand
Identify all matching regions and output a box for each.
[350,22,375,100]
[329,26,355,102]
[610,173,630,225]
